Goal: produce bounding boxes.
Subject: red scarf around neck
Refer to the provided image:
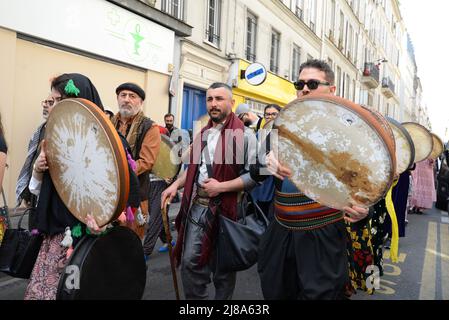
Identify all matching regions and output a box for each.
[173,112,245,267]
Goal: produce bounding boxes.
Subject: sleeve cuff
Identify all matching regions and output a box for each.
[241,173,257,191]
[29,175,42,196]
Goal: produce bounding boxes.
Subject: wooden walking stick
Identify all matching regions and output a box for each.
[161,198,180,300]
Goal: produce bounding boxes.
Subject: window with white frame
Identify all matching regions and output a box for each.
[346,24,353,60]
[291,44,301,81]
[339,11,345,50]
[161,0,184,21]
[206,0,221,46]
[328,0,336,40]
[336,66,342,97]
[293,0,304,20]
[309,0,317,33]
[270,29,281,74]
[345,74,351,99]
[246,11,257,62]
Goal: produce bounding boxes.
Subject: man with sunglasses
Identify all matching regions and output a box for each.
[250,59,369,300]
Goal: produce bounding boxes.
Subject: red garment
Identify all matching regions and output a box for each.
[174,113,244,267]
[158,125,169,136]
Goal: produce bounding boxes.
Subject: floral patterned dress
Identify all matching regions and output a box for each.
[345,218,375,295]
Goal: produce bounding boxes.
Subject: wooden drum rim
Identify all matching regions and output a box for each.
[430,132,444,160]
[386,116,416,171]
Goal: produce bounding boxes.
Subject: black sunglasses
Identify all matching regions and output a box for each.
[294,79,331,90]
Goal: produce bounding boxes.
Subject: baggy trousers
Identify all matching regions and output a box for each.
[181,203,236,300]
[143,180,168,255]
[258,219,349,300]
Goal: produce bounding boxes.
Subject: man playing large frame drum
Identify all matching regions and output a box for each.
[250,60,369,300]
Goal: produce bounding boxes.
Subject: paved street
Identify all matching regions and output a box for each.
[1,203,449,300]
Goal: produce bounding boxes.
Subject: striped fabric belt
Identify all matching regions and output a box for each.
[193,185,244,207]
[274,190,344,231]
[193,186,210,207]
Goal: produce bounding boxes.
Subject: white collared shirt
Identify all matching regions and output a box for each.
[198,124,223,185]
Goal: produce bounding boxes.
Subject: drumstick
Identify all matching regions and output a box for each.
[161,198,180,300]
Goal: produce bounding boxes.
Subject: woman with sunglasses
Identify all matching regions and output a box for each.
[251,59,369,300]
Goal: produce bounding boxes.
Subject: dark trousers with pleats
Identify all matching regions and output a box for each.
[258,219,349,300]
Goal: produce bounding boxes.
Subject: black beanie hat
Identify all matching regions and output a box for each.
[115,82,146,101]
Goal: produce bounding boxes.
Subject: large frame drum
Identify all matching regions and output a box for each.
[45,98,130,227]
[386,117,415,175]
[152,134,181,180]
[273,94,396,210]
[401,122,433,163]
[429,133,444,160]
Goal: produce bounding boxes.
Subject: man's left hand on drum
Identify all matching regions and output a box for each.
[265,151,292,180]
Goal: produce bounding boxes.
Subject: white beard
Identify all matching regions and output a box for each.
[119,108,134,118]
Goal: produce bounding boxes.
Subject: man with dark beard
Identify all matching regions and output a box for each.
[161,82,257,299]
[112,82,161,239]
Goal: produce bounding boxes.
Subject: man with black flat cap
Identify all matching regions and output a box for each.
[112,82,161,239]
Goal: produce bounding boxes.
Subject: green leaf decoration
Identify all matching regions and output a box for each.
[71,224,83,238]
[64,79,80,96]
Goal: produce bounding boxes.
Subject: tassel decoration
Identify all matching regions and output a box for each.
[71,223,83,238]
[61,226,73,248]
[66,246,74,259]
[126,151,137,171]
[126,206,135,222]
[64,79,80,96]
[136,207,146,226]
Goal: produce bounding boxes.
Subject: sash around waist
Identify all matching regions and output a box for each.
[194,185,244,205]
[274,190,343,230]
